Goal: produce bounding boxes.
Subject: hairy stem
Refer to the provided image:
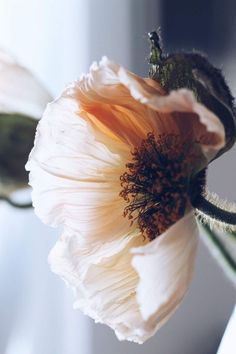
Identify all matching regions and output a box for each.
[193,194,236,225]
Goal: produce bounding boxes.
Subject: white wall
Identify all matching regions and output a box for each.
[0,0,91,96]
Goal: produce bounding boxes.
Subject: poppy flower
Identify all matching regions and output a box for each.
[26,56,226,343]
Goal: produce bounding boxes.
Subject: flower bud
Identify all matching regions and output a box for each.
[149,31,236,158]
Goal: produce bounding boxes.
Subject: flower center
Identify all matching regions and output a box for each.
[120,132,204,240]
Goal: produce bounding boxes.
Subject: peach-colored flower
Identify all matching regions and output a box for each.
[26,57,225,343]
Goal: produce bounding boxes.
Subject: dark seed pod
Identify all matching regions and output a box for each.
[148,30,236,159]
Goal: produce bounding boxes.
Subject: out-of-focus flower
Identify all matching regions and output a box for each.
[26,57,226,343]
[0,50,51,204]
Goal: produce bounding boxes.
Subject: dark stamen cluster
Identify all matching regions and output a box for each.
[120,132,193,240]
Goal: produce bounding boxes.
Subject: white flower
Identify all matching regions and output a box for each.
[26,57,225,343]
[0,49,51,118]
[0,49,52,198]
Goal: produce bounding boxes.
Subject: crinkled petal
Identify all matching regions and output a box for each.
[68,56,225,161]
[0,49,51,118]
[66,57,225,160]
[27,57,225,240]
[26,95,133,244]
[48,230,148,343]
[119,67,225,161]
[48,212,198,344]
[132,212,198,323]
[69,57,156,148]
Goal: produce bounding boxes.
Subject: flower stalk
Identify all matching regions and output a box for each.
[194,194,236,226]
[0,195,32,208]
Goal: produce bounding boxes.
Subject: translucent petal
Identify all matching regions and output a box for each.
[49,230,147,343]
[119,67,225,161]
[48,212,198,343]
[132,212,198,322]
[0,49,51,118]
[26,96,133,243]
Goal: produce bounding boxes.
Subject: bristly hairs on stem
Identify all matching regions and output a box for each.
[195,189,236,233]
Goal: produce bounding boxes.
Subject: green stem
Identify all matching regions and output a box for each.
[202,224,236,273]
[193,194,236,225]
[0,195,32,209]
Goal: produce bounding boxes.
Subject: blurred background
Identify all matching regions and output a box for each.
[0,0,235,353]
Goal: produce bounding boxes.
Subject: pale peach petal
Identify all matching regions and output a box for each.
[49,230,148,343]
[147,89,225,161]
[132,212,198,322]
[49,229,157,343]
[0,49,51,118]
[119,67,225,161]
[26,95,133,244]
[68,57,225,161]
[71,57,171,148]
[48,212,198,343]
[69,59,155,147]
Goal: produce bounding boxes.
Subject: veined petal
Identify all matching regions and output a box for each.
[132,212,198,323]
[48,230,148,343]
[26,95,133,243]
[48,212,198,344]
[65,57,225,162]
[69,57,156,148]
[119,67,225,161]
[0,49,51,118]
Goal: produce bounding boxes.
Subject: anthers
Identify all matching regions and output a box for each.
[120,132,195,241]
